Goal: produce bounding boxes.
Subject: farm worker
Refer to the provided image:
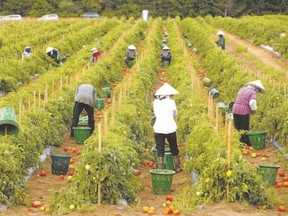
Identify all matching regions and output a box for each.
[232,80,265,146]
[46,47,61,64]
[215,30,225,50]
[153,83,182,173]
[70,83,97,140]
[22,46,31,59]
[90,47,101,63]
[125,44,137,67]
[161,45,172,65]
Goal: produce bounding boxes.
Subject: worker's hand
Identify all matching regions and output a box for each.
[251,110,256,114]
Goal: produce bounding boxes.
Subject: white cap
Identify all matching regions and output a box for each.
[217,31,224,35]
[128,44,136,50]
[163,45,170,50]
[247,80,265,93]
[90,47,97,52]
[155,83,179,96]
[46,47,53,53]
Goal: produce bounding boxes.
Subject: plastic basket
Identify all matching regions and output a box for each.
[73,126,91,144]
[127,60,135,68]
[247,131,266,150]
[150,169,175,194]
[51,154,71,175]
[162,61,170,67]
[202,77,213,87]
[257,164,280,185]
[163,152,174,170]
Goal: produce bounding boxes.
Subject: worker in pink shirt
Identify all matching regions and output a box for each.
[232,80,265,146]
[90,47,101,63]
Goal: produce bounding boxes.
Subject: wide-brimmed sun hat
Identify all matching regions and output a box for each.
[163,45,170,50]
[128,44,136,50]
[247,80,265,93]
[217,30,224,35]
[46,47,53,53]
[90,47,97,52]
[155,83,179,96]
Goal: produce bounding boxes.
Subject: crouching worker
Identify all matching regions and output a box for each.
[161,45,172,66]
[153,83,182,173]
[70,83,97,140]
[125,44,137,68]
[46,47,61,64]
[22,46,31,59]
[90,47,101,63]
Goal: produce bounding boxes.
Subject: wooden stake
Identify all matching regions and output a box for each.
[216,104,219,131]
[226,119,233,201]
[52,80,55,98]
[33,91,36,110]
[28,97,31,111]
[97,119,102,206]
[219,110,223,137]
[112,95,116,125]
[60,76,63,93]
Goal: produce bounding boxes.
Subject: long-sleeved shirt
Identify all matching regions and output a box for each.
[216,36,225,50]
[74,84,96,108]
[232,86,257,115]
[153,96,177,134]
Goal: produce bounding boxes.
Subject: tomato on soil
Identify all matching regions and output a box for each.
[278,171,285,177]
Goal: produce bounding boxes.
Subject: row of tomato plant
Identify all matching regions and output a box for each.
[143,17,274,213]
[0,18,118,93]
[0,18,147,207]
[205,15,288,60]
[0,18,126,108]
[180,17,288,149]
[0,19,98,60]
[48,18,159,214]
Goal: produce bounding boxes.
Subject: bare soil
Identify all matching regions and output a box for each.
[2,32,288,216]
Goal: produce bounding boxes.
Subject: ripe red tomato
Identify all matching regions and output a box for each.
[278,171,285,177]
[148,161,154,167]
[39,171,46,177]
[59,175,65,180]
[69,159,75,164]
[278,205,286,212]
[173,209,180,215]
[133,169,141,176]
[166,195,173,202]
[283,182,288,187]
[63,147,68,152]
[283,177,288,181]
[68,171,74,176]
[276,182,283,188]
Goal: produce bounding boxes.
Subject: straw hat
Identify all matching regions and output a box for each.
[128,44,136,50]
[90,47,97,52]
[155,83,179,96]
[163,45,170,50]
[46,47,53,53]
[247,80,265,93]
[217,31,224,35]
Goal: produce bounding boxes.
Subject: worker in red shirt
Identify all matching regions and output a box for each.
[90,47,101,63]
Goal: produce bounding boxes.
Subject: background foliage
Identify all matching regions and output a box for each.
[0,0,288,18]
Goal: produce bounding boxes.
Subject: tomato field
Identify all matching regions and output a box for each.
[0,15,288,215]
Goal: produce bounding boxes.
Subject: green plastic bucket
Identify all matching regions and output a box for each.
[202,77,213,87]
[95,98,105,110]
[217,102,229,112]
[0,107,19,136]
[208,88,220,99]
[150,116,156,126]
[102,87,111,98]
[257,164,280,185]
[188,43,193,48]
[51,154,71,175]
[73,126,91,144]
[247,131,266,150]
[127,60,135,68]
[150,169,175,194]
[162,61,170,67]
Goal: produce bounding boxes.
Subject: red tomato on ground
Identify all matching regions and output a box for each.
[278,171,285,177]
[166,195,173,202]
[39,171,46,177]
[278,205,286,212]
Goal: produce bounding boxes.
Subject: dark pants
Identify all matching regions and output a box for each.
[154,132,179,157]
[70,102,94,138]
[233,114,251,146]
[161,57,171,64]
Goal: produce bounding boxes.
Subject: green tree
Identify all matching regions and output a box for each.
[28,0,53,17]
[2,0,32,16]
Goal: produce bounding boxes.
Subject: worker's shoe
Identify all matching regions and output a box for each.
[173,155,183,173]
[156,157,163,169]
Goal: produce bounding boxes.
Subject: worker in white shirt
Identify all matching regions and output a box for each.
[153,83,182,173]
